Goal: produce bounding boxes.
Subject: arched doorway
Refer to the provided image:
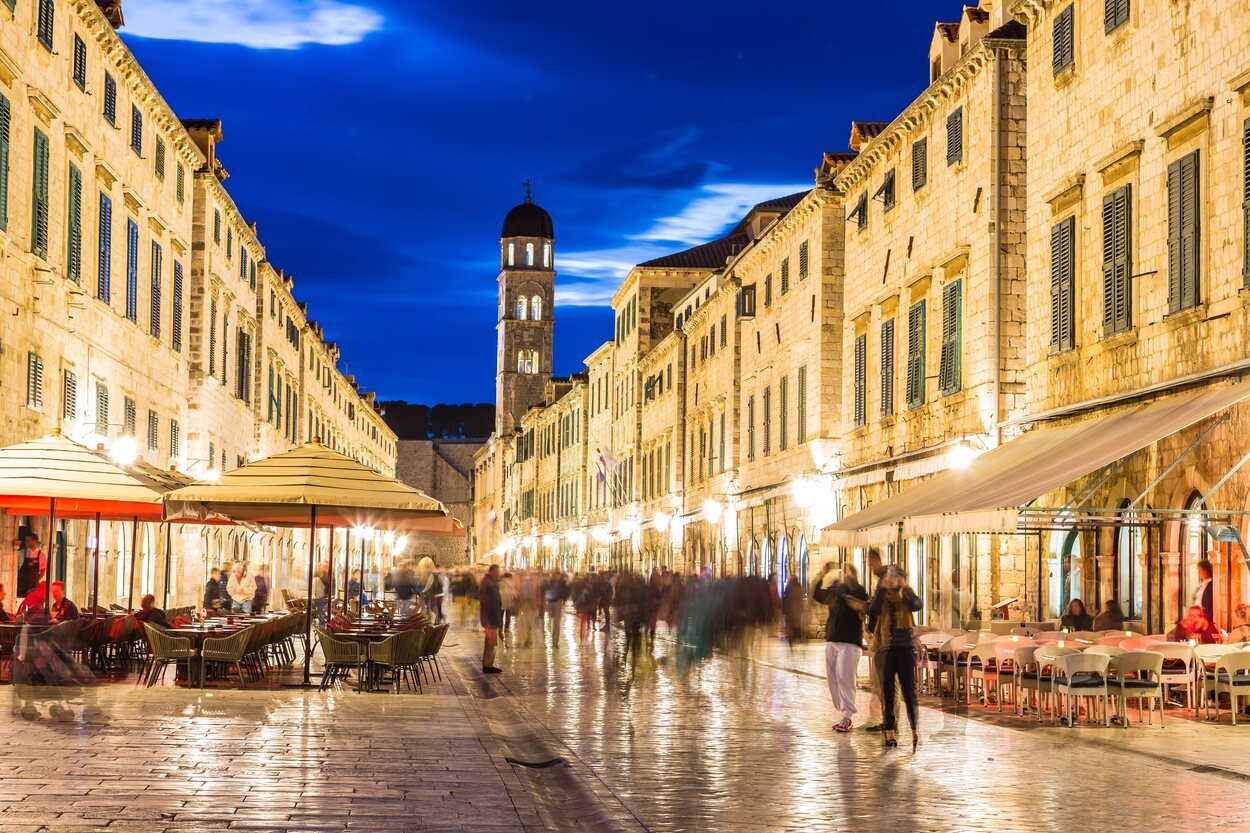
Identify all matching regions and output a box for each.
[777,534,790,594]
[796,533,809,590]
[760,536,773,580]
[1182,491,1213,619]
[1114,500,1145,621]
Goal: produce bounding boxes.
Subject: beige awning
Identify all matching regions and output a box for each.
[164,439,451,531]
[824,380,1250,546]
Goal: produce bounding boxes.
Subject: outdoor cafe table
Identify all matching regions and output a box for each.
[169,621,249,687]
[334,625,414,692]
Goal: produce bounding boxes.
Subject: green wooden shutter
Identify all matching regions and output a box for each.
[36,0,54,50]
[125,218,138,321]
[155,138,165,180]
[1168,151,1200,311]
[0,94,10,232]
[103,73,117,124]
[1050,217,1075,351]
[799,241,809,279]
[31,129,49,259]
[913,138,927,190]
[176,164,185,204]
[73,35,87,89]
[940,280,962,395]
[1105,0,1129,33]
[853,334,867,427]
[1102,185,1132,333]
[1244,119,1250,286]
[63,369,77,421]
[780,257,790,295]
[149,241,162,339]
[907,300,926,408]
[172,261,183,352]
[719,412,726,472]
[763,386,771,455]
[797,365,807,443]
[1053,5,1075,74]
[97,193,111,301]
[946,108,963,166]
[67,163,82,282]
[779,375,788,451]
[880,318,895,416]
[130,105,143,156]
[747,395,755,460]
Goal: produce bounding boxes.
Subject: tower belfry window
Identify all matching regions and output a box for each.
[508,243,515,266]
[516,297,528,320]
[532,295,543,321]
[525,243,535,266]
[543,242,551,268]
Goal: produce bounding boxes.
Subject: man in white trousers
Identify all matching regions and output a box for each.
[812,562,869,733]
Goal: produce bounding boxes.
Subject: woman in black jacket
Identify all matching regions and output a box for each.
[868,565,923,749]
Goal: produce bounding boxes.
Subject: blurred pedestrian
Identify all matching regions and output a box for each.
[869,565,922,750]
[813,563,867,733]
[1092,598,1124,631]
[135,594,169,627]
[498,571,515,632]
[203,568,223,611]
[782,573,806,645]
[545,571,571,647]
[252,565,270,613]
[227,564,257,614]
[479,564,503,674]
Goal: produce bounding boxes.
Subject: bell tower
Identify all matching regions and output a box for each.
[495,184,555,436]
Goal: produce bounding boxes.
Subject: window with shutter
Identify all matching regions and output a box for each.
[0,94,9,232]
[913,138,928,190]
[747,395,755,461]
[26,353,43,410]
[1053,5,1075,73]
[226,227,233,258]
[171,261,183,352]
[939,280,963,395]
[1167,150,1200,312]
[1104,0,1129,34]
[123,397,136,436]
[906,300,927,408]
[97,193,111,302]
[1050,217,1076,351]
[781,258,790,295]
[880,319,895,416]
[720,314,727,348]
[764,274,773,307]
[149,241,162,339]
[853,192,868,230]
[170,420,180,459]
[763,387,771,455]
[130,106,142,156]
[103,73,117,124]
[67,164,82,282]
[36,0,54,50]
[125,218,138,322]
[875,169,896,211]
[240,246,248,280]
[946,108,963,166]
[61,369,77,422]
[72,34,87,89]
[213,209,221,244]
[799,241,809,279]
[249,260,256,290]
[147,410,158,452]
[95,383,108,434]
[797,365,807,443]
[719,412,726,472]
[208,299,217,376]
[853,334,867,427]
[1101,185,1132,334]
[31,128,49,259]
[779,376,788,451]
[155,138,165,181]
[176,164,185,204]
[1243,120,1250,286]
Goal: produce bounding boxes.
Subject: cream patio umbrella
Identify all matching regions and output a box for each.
[163,438,453,685]
[0,431,167,615]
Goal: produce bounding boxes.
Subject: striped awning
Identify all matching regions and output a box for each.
[164,439,454,532]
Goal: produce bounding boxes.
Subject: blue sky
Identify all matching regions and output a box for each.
[122,0,941,403]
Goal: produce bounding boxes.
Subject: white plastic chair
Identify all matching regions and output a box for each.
[1120,636,1163,652]
[1094,635,1127,646]
[939,633,980,698]
[1108,651,1165,727]
[917,632,951,695]
[1194,643,1238,719]
[1033,646,1080,723]
[1151,643,1196,710]
[1053,652,1112,727]
[967,642,1000,706]
[1212,651,1250,725]
[1085,644,1126,659]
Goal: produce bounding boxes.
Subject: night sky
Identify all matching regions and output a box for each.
[121,0,941,403]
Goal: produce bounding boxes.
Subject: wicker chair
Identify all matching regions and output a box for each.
[200,626,255,689]
[143,624,197,687]
[419,623,450,683]
[315,627,364,690]
[368,629,427,694]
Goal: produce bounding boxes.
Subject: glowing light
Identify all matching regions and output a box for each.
[203,469,221,483]
[653,511,671,532]
[109,436,139,466]
[618,518,638,538]
[948,442,980,470]
[565,529,580,544]
[791,477,816,509]
[592,525,610,544]
[542,534,556,548]
[702,499,723,524]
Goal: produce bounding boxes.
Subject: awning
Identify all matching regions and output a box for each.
[824,380,1250,546]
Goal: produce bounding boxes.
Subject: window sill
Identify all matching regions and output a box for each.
[1101,326,1137,347]
[1163,302,1207,325]
[1053,62,1077,89]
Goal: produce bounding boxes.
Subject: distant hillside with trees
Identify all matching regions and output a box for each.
[380,402,494,440]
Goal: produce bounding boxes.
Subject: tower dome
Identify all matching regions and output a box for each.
[501,188,554,240]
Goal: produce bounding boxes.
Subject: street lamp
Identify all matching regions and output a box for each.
[108,436,139,466]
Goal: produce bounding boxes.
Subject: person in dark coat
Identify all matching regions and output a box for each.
[203,568,223,610]
[478,564,503,674]
[135,594,169,628]
[813,563,868,733]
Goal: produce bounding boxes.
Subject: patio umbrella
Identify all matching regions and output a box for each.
[0,432,166,615]
[163,438,452,685]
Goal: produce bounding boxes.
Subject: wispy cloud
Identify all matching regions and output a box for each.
[123,0,384,49]
[555,181,809,307]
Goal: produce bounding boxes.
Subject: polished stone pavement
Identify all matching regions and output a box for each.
[2,615,1249,833]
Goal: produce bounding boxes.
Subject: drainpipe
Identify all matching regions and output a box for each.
[990,46,1005,447]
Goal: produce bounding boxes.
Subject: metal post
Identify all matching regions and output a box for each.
[91,512,101,614]
[162,522,173,609]
[45,497,57,615]
[127,517,139,611]
[301,506,317,686]
[358,534,366,621]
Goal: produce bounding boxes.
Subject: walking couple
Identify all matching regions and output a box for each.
[813,549,922,750]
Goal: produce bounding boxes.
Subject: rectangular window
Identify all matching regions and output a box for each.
[1105,0,1129,33]
[746,395,755,461]
[130,105,143,156]
[103,72,117,125]
[67,163,82,283]
[764,273,773,307]
[1167,150,1200,313]
[125,218,139,322]
[95,383,108,435]
[1053,5,1075,74]
[0,94,9,231]
[240,246,248,280]
[720,314,727,348]
[63,369,77,422]
[213,209,221,244]
[796,365,807,443]
[209,299,217,376]
[946,108,964,166]
[939,279,962,395]
[780,257,790,295]
[176,164,185,204]
[226,226,233,258]
[719,412,726,473]
[123,396,136,436]
[170,420,180,459]
[236,328,252,403]
[31,128,49,259]
[1102,185,1132,334]
[875,169,896,211]
[149,241,162,339]
[852,192,868,230]
[172,261,183,352]
[147,409,158,453]
[155,137,165,181]
[906,300,927,409]
[762,386,771,456]
[912,138,928,190]
[799,240,809,279]
[26,352,43,410]
[36,0,54,50]
[97,193,112,302]
[880,319,895,417]
[72,34,87,90]
[1050,216,1076,351]
[853,333,867,427]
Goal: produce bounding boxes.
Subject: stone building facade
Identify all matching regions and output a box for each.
[0,1,397,612]
[395,438,481,565]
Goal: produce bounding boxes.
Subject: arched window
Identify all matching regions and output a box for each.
[516,297,528,320]
[543,242,552,268]
[530,350,540,374]
[517,351,527,374]
[531,295,543,321]
[507,243,515,266]
[1183,492,1212,616]
[525,242,535,266]
[516,350,539,374]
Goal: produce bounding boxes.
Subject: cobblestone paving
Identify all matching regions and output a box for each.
[487,616,1250,833]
